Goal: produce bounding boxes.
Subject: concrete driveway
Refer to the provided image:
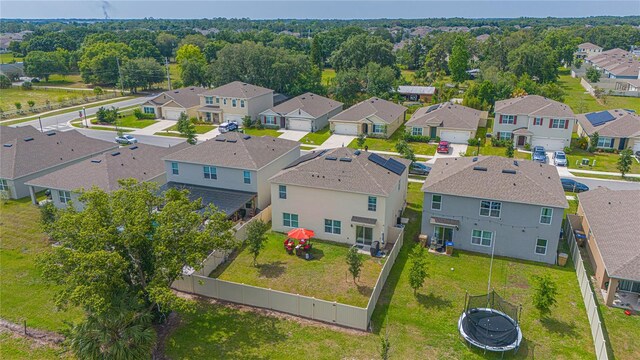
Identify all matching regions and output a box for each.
[278,129,308,141]
[317,134,356,149]
[427,144,468,163]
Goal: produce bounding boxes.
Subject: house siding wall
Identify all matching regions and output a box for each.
[246,93,275,120]
[255,147,300,209]
[577,203,610,290]
[493,113,575,147]
[199,92,274,121]
[421,192,564,264]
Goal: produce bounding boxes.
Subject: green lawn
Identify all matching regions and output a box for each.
[321,68,336,86]
[34,74,90,89]
[241,127,282,138]
[92,114,157,129]
[167,183,595,359]
[212,233,383,307]
[0,197,83,332]
[466,143,531,159]
[566,147,640,174]
[0,333,71,360]
[0,53,23,62]
[163,123,217,134]
[300,126,331,145]
[0,87,93,110]
[347,126,436,155]
[558,75,640,113]
[401,69,417,83]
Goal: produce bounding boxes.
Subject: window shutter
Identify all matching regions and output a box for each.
[513,116,517,125]
[564,119,569,129]
[610,138,615,148]
[499,115,503,124]
[549,119,553,128]
[263,116,266,124]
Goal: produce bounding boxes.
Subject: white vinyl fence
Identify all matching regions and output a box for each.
[173,216,405,331]
[564,216,609,360]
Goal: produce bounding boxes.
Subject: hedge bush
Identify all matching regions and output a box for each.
[133,108,156,120]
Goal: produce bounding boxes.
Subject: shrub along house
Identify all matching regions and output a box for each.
[140,87,205,120]
[329,97,407,138]
[270,147,409,249]
[421,156,567,264]
[197,81,274,124]
[258,92,343,132]
[0,126,116,200]
[162,132,299,217]
[405,102,487,144]
[575,109,640,152]
[493,95,576,151]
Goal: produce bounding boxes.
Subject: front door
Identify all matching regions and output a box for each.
[281,117,286,128]
[205,112,212,122]
[433,226,453,247]
[430,126,438,138]
[356,226,373,246]
[517,135,526,146]
[362,123,368,134]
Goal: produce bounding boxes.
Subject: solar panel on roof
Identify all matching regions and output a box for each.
[283,150,327,169]
[585,111,616,126]
[425,104,440,113]
[384,158,406,175]
[368,153,387,166]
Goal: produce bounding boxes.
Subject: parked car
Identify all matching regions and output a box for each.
[635,150,640,161]
[553,151,567,166]
[410,162,432,176]
[532,146,547,163]
[437,141,450,154]
[561,178,589,193]
[115,134,138,144]
[219,120,238,133]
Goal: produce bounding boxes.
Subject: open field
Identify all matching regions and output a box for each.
[33,74,91,89]
[0,332,71,360]
[0,87,91,110]
[212,233,383,307]
[558,75,640,113]
[0,53,23,62]
[300,126,331,145]
[348,125,437,155]
[167,183,595,359]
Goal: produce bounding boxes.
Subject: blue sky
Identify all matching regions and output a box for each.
[1,1,638,20]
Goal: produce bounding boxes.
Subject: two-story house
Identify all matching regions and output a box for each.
[493,95,576,151]
[258,92,343,132]
[421,156,567,264]
[329,97,407,138]
[197,81,274,123]
[270,147,409,248]
[162,132,299,214]
[575,42,603,59]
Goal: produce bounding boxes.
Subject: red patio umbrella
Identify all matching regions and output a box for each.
[287,228,315,240]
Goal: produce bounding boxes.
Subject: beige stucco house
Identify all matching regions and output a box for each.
[258,92,343,132]
[269,148,409,248]
[576,109,640,152]
[575,42,603,59]
[141,87,205,120]
[329,97,407,138]
[197,81,274,123]
[493,95,576,151]
[405,102,487,143]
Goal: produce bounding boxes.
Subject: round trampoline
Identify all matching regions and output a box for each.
[458,291,522,353]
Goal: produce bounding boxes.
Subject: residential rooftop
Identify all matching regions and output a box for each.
[422,156,568,209]
[578,188,640,282]
[201,81,273,99]
[578,42,602,50]
[330,97,407,124]
[147,87,206,108]
[396,85,436,95]
[576,109,640,138]
[495,95,575,119]
[406,102,484,131]
[267,92,343,118]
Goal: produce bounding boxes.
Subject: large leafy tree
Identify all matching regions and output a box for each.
[121,57,165,92]
[508,43,560,83]
[176,113,197,145]
[363,62,397,98]
[329,34,395,71]
[129,39,162,62]
[423,42,448,80]
[449,36,470,83]
[176,44,207,86]
[156,32,178,59]
[78,42,132,86]
[330,69,362,106]
[24,49,69,82]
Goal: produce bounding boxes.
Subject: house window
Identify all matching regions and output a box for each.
[143,106,155,114]
[534,117,542,126]
[283,213,299,228]
[266,115,276,125]
[471,230,493,247]
[596,137,614,148]
[498,132,512,141]
[240,100,245,108]
[171,162,179,175]
[0,179,8,191]
[540,207,553,225]
[412,127,423,136]
[324,219,341,234]
[279,185,287,199]
[243,170,251,184]
[431,194,442,210]
[551,119,567,129]
[480,200,501,218]
[205,96,213,105]
[58,190,71,204]
[535,239,548,255]
[368,196,377,211]
[502,115,515,124]
[203,166,217,180]
[232,99,237,107]
[216,97,220,104]
[223,98,227,105]
[372,124,384,134]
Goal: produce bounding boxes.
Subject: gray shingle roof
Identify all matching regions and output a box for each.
[422,156,568,208]
[270,148,409,197]
[495,95,575,118]
[1,127,117,180]
[163,132,299,170]
[578,188,640,282]
[576,109,640,138]
[330,97,407,124]
[397,86,436,95]
[406,102,483,131]
[201,81,273,99]
[147,87,206,108]
[266,92,343,118]
[25,143,189,192]
[578,42,602,50]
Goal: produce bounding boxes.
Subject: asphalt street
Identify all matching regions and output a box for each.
[76,128,185,148]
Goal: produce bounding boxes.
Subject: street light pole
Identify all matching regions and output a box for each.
[477,138,481,156]
[83,107,88,128]
[38,116,43,132]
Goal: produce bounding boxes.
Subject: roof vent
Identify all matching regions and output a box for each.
[91,159,102,163]
[23,137,34,142]
[513,160,519,166]
[354,150,361,156]
[3,143,12,148]
[111,152,121,156]
[130,146,138,150]
[502,169,517,174]
[243,135,251,140]
[339,157,352,162]
[215,138,226,142]
[473,166,487,171]
[46,131,56,136]
[227,139,237,143]
[325,156,337,161]
[472,157,478,162]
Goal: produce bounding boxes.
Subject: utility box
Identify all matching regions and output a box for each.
[446,241,454,255]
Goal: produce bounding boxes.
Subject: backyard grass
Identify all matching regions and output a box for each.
[400,69,416,83]
[167,183,595,359]
[347,126,436,155]
[0,196,83,332]
[211,232,383,307]
[0,53,23,62]
[0,332,71,360]
[321,68,336,86]
[241,127,282,138]
[0,87,90,110]
[558,74,640,113]
[299,126,331,145]
[566,147,640,174]
[163,123,216,134]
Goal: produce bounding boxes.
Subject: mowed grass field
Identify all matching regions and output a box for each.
[0,332,71,360]
[0,87,90,110]
[558,75,640,113]
[167,183,595,359]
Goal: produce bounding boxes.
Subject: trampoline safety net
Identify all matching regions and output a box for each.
[461,290,521,350]
[466,290,519,323]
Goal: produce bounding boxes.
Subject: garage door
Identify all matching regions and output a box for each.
[288,118,311,131]
[633,140,640,152]
[224,114,243,122]
[531,137,566,151]
[164,109,184,120]
[333,123,358,135]
[440,130,471,144]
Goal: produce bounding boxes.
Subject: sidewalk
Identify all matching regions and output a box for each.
[0,96,130,124]
[569,169,640,178]
[131,120,175,136]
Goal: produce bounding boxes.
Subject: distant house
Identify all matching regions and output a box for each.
[574,188,640,308]
[0,127,117,200]
[25,143,188,209]
[576,109,640,152]
[140,87,205,120]
[421,156,567,265]
[197,81,274,123]
[405,102,487,143]
[585,48,640,80]
[575,42,603,59]
[270,147,409,248]
[493,95,576,151]
[616,79,640,92]
[396,86,436,102]
[0,62,24,79]
[329,97,407,138]
[162,132,300,211]
[258,92,343,132]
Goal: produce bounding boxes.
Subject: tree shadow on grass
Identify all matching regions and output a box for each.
[540,316,578,337]
[257,261,286,279]
[357,284,373,297]
[416,292,453,309]
[309,248,324,260]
